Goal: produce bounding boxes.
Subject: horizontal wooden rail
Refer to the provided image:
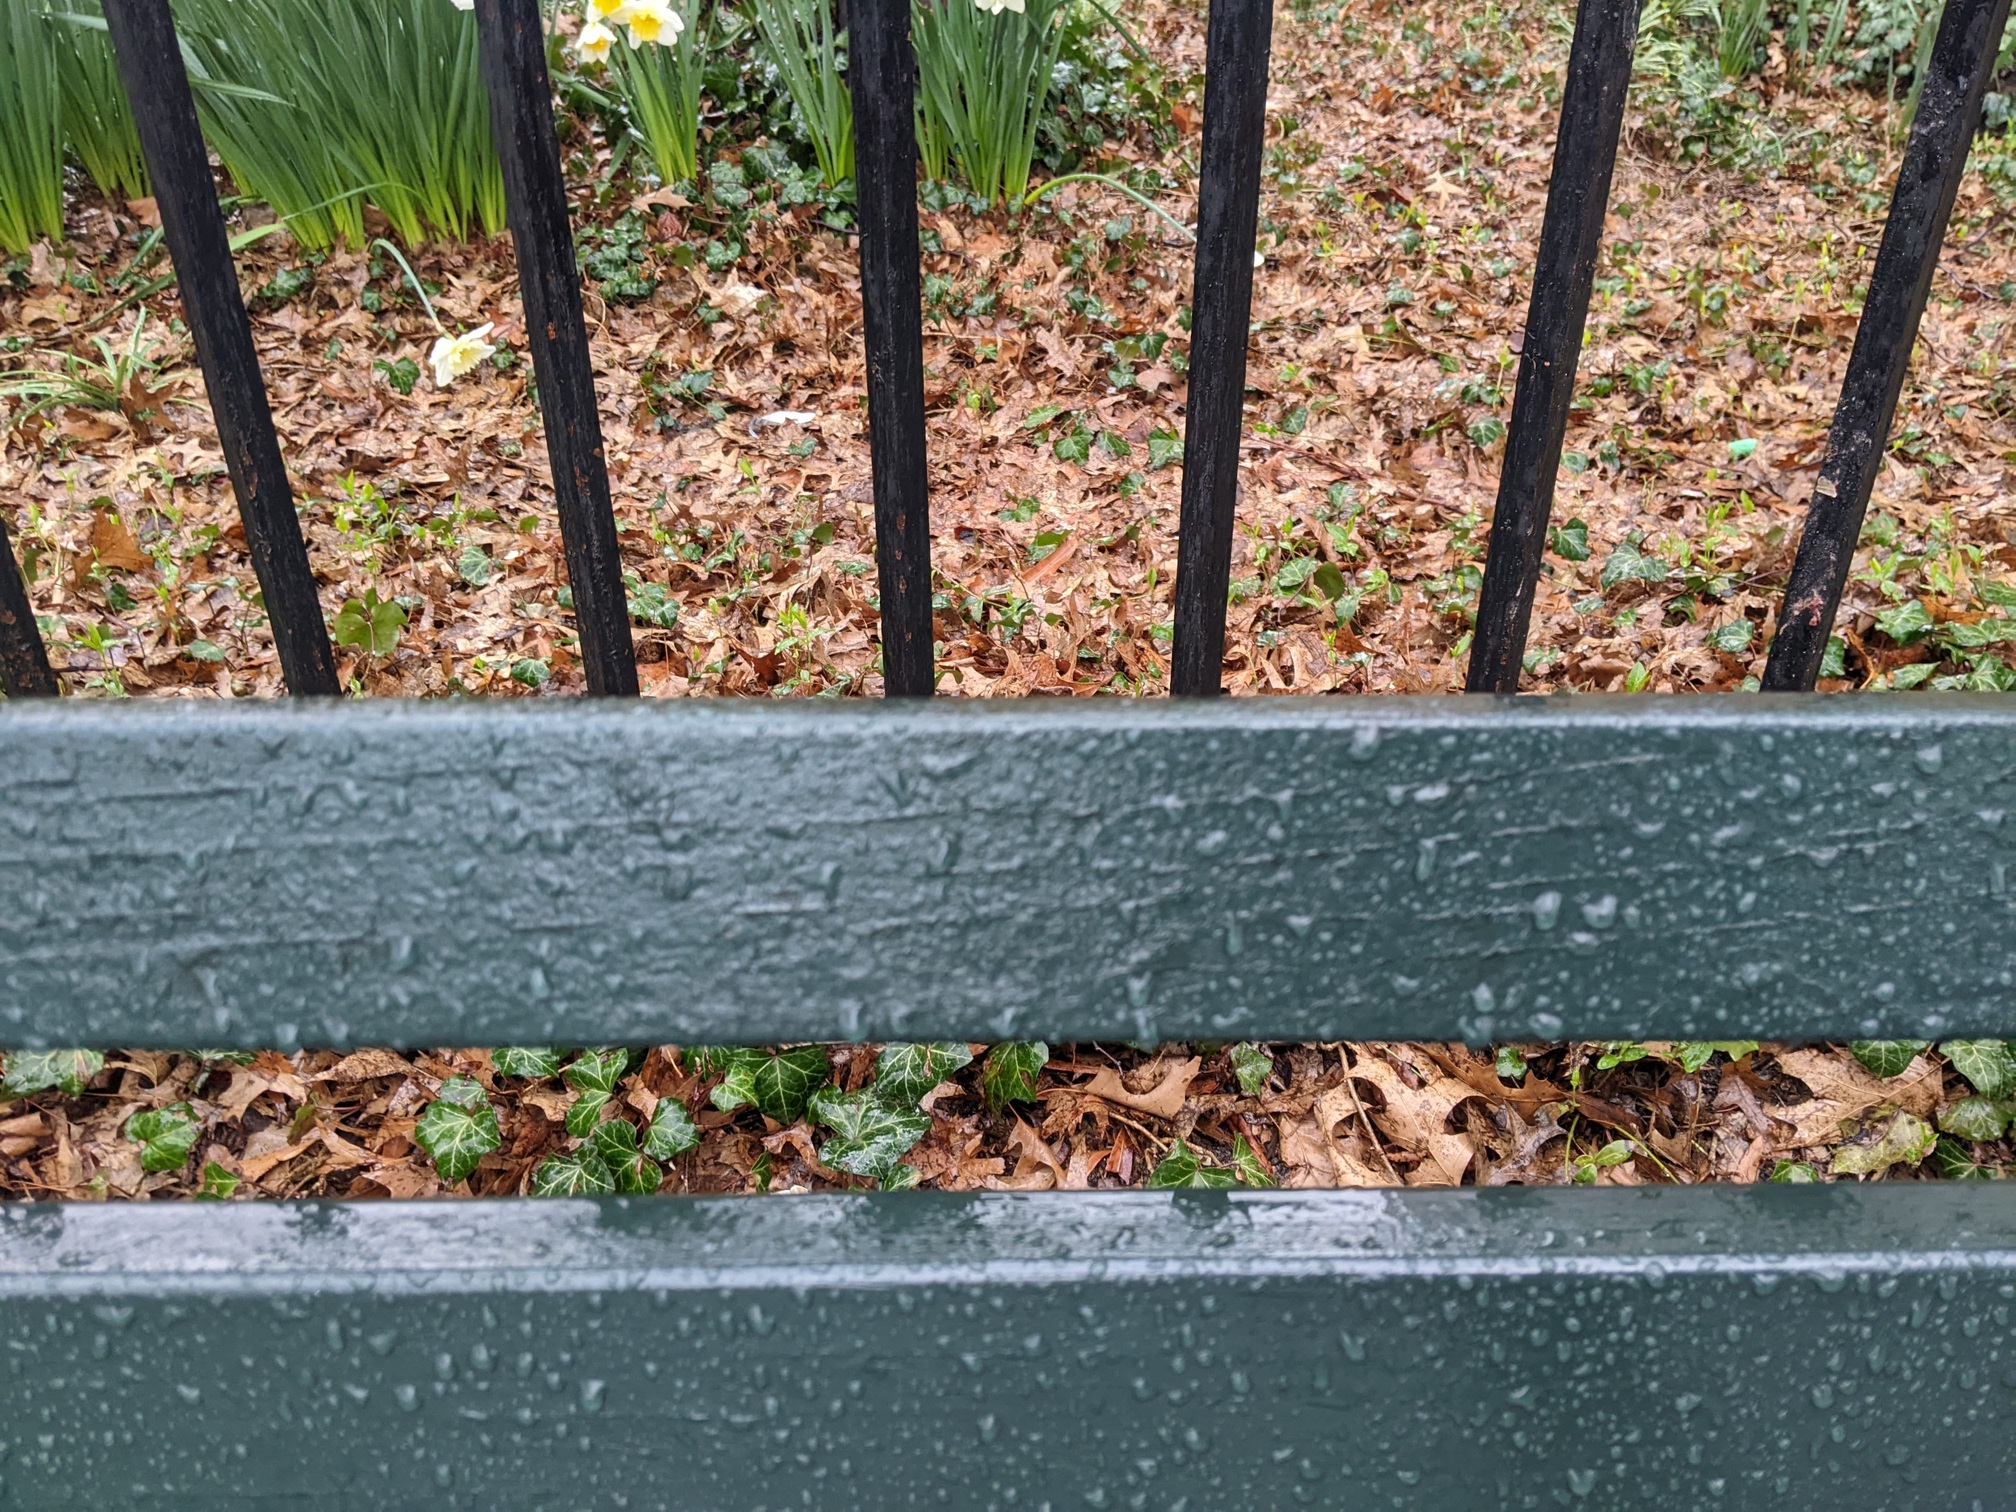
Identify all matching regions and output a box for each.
[3,1187,2014,1507]
[0,697,2011,1049]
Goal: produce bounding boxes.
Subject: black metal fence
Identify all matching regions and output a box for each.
[3,0,2005,702]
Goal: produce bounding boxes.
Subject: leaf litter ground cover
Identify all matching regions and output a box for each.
[2,1040,2012,1198]
[4,0,2016,1195]
[7,0,2016,697]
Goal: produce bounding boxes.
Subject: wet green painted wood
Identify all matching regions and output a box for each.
[2,1187,2013,1509]
[0,697,2012,1050]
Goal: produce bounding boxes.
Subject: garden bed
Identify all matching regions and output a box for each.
[4,0,2012,699]
[1,1037,2006,1199]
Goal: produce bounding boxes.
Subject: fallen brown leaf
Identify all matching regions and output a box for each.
[1346,1053,1480,1185]
[1077,1057,1200,1120]
[1775,1048,1941,1148]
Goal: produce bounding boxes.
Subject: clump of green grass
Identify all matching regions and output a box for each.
[173,0,503,248]
[0,0,65,253]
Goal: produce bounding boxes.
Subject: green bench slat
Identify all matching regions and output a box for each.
[1,696,2012,1049]
[2,1188,2013,1509]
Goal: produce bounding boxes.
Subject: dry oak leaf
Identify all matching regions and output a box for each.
[85,510,150,572]
[239,1126,374,1182]
[358,1162,440,1199]
[1346,1055,1481,1187]
[1076,1057,1201,1121]
[985,1119,1066,1191]
[1774,1048,1941,1149]
[1281,1088,1391,1188]
[317,1048,418,1084]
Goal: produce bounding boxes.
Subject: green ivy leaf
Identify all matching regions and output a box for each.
[1942,1040,2016,1098]
[1147,1138,1238,1190]
[413,1076,501,1185]
[1850,1040,1929,1079]
[1829,1110,1936,1178]
[1230,1132,1275,1189]
[1548,517,1591,561]
[589,1120,662,1195]
[1931,1136,2002,1180]
[1705,619,1755,654]
[645,1099,700,1160]
[710,1058,761,1115]
[1768,1159,1818,1183]
[807,1087,930,1181]
[688,1045,740,1076]
[1938,1096,2011,1142]
[1874,599,1933,645]
[1,1048,105,1098]
[1494,1045,1528,1083]
[980,1041,1048,1111]
[1229,1043,1273,1096]
[126,1104,201,1174]
[874,1043,973,1107]
[492,1047,561,1080]
[562,1048,631,1137]
[1670,1041,1759,1074]
[531,1148,616,1196]
[196,1160,241,1199]
[1599,537,1669,589]
[880,1163,923,1191]
[1146,427,1184,470]
[752,1047,830,1123]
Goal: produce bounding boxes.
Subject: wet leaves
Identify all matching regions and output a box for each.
[531,1147,617,1196]
[0,1050,105,1099]
[413,1075,501,1185]
[644,1097,700,1160]
[125,1104,200,1174]
[6,1036,2015,1202]
[872,1043,974,1106]
[1830,1111,1937,1178]
[808,1088,931,1185]
[704,1046,830,1124]
[1851,1040,1931,1078]
[980,1041,1048,1111]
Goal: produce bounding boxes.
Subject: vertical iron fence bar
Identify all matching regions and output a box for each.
[1466,0,1642,693]
[101,0,339,696]
[474,0,638,697]
[1170,0,1274,697]
[847,0,934,697]
[0,517,57,698]
[1762,0,2012,690]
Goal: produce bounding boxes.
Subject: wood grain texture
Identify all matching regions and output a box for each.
[100,0,338,696]
[846,0,935,696]
[4,1186,2014,1508]
[0,697,2011,1049]
[1763,0,2014,689]
[473,0,638,697]
[1467,0,1642,693]
[0,514,56,697]
[1171,0,1274,696]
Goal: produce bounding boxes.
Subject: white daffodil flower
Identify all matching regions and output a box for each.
[588,0,626,14]
[449,0,472,8]
[429,323,497,389]
[973,0,1026,14]
[576,17,616,60]
[623,0,682,45]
